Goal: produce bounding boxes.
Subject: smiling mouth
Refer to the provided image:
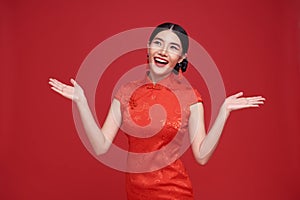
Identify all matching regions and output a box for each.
[154,57,169,67]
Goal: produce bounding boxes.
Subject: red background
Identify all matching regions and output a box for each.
[1,0,300,199]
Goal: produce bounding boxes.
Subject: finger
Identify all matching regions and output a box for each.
[49,78,57,82]
[50,79,64,88]
[233,92,244,98]
[246,96,266,101]
[48,80,56,87]
[51,87,73,100]
[254,101,264,105]
[48,80,61,89]
[49,78,59,84]
[236,104,260,109]
[242,96,265,106]
[248,98,264,104]
[247,105,260,108]
[244,104,260,108]
[48,78,57,85]
[70,78,76,86]
[51,86,63,95]
[53,79,66,88]
[49,81,66,91]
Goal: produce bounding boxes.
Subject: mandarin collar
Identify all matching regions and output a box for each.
[143,72,176,90]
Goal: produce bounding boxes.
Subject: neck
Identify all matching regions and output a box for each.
[148,71,172,84]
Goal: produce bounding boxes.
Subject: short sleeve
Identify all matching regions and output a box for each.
[114,85,125,102]
[192,88,203,104]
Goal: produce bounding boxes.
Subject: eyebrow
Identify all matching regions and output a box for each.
[153,37,181,48]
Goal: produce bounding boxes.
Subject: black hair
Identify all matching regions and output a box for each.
[149,22,189,74]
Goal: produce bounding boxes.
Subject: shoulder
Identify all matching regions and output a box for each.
[171,78,203,104]
[114,79,145,101]
[117,79,145,92]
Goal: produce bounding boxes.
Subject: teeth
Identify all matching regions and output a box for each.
[155,57,168,64]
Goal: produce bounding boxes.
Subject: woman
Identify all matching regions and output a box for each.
[49,22,265,199]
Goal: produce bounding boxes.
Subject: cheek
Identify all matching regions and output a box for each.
[148,49,155,59]
[169,55,181,64]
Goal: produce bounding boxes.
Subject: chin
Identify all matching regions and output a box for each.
[150,63,172,76]
[151,68,172,78]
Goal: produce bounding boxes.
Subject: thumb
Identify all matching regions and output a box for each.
[70,78,76,86]
[233,91,243,98]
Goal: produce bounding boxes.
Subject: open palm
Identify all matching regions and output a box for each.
[224,92,265,112]
[48,78,85,103]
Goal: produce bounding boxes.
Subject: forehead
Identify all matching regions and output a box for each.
[153,30,182,46]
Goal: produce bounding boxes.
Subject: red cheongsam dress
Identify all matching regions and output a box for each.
[114,73,202,200]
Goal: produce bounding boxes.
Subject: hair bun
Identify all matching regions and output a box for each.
[173,58,188,75]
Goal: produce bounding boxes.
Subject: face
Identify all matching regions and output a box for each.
[148,30,186,81]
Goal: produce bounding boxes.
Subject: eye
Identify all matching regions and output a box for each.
[153,40,161,46]
[170,45,179,51]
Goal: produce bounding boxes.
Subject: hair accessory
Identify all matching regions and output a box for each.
[173,58,188,75]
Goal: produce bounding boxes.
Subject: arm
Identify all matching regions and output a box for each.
[189,92,265,165]
[49,78,121,155]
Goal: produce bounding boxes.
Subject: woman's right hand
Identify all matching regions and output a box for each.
[48,78,86,103]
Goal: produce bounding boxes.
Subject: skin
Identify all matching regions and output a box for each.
[147,30,186,83]
[49,30,265,165]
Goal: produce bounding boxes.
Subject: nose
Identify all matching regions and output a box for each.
[159,46,168,56]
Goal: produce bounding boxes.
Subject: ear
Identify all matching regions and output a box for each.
[147,42,150,54]
[178,53,187,63]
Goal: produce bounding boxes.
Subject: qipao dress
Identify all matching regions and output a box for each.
[114,73,202,200]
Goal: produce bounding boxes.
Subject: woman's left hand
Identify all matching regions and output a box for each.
[223,92,265,113]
